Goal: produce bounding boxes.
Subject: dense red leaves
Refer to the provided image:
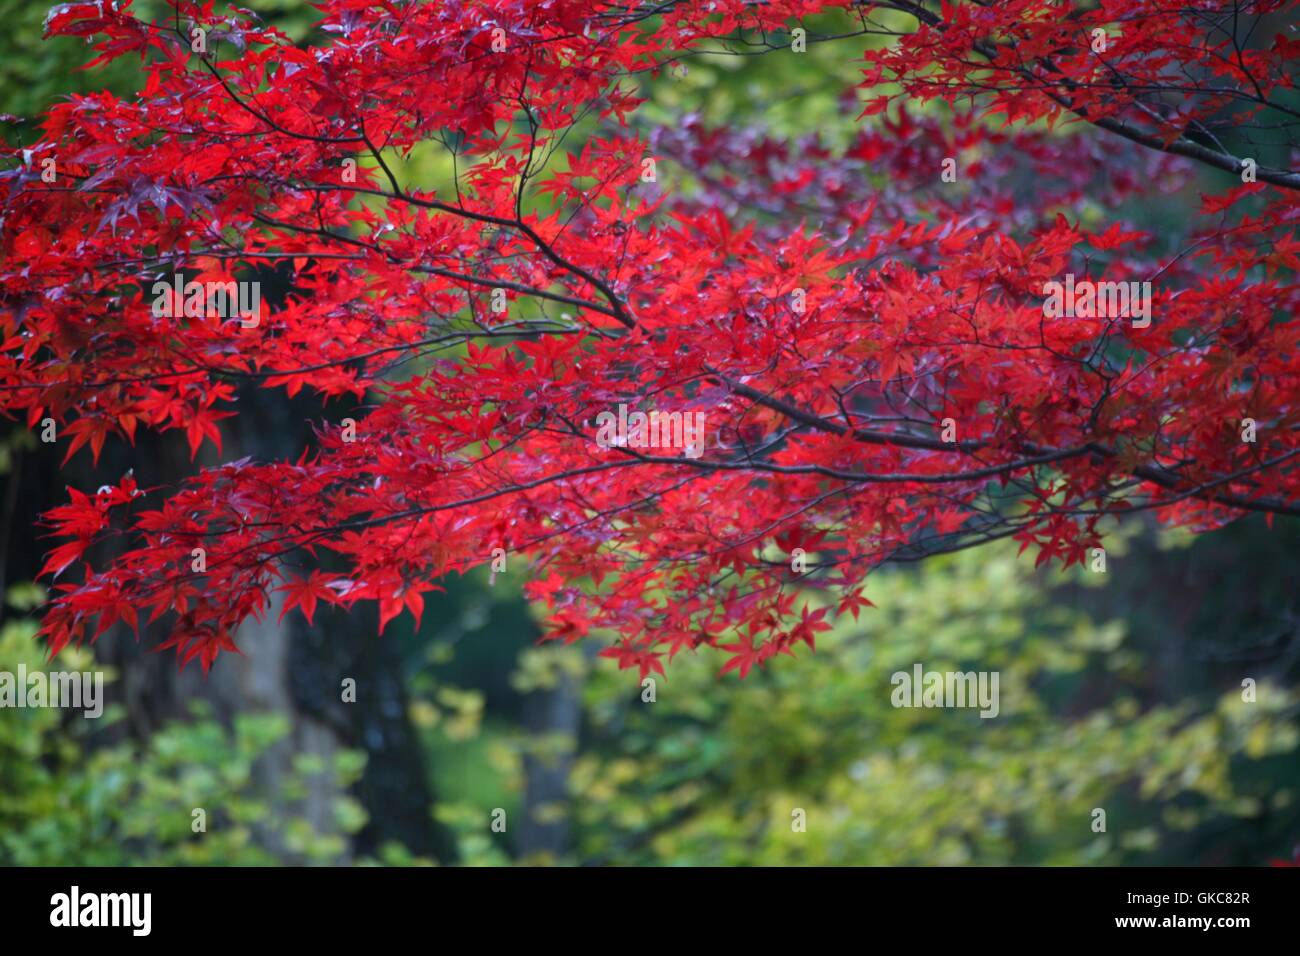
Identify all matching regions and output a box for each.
[3,1,1300,675]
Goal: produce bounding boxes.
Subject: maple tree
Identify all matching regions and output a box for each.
[2,0,1299,677]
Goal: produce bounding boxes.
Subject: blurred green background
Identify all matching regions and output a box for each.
[1,0,1297,866]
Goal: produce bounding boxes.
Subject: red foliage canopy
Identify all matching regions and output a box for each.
[3,0,1299,675]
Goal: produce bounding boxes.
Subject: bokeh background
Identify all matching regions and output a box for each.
[1,0,1298,866]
